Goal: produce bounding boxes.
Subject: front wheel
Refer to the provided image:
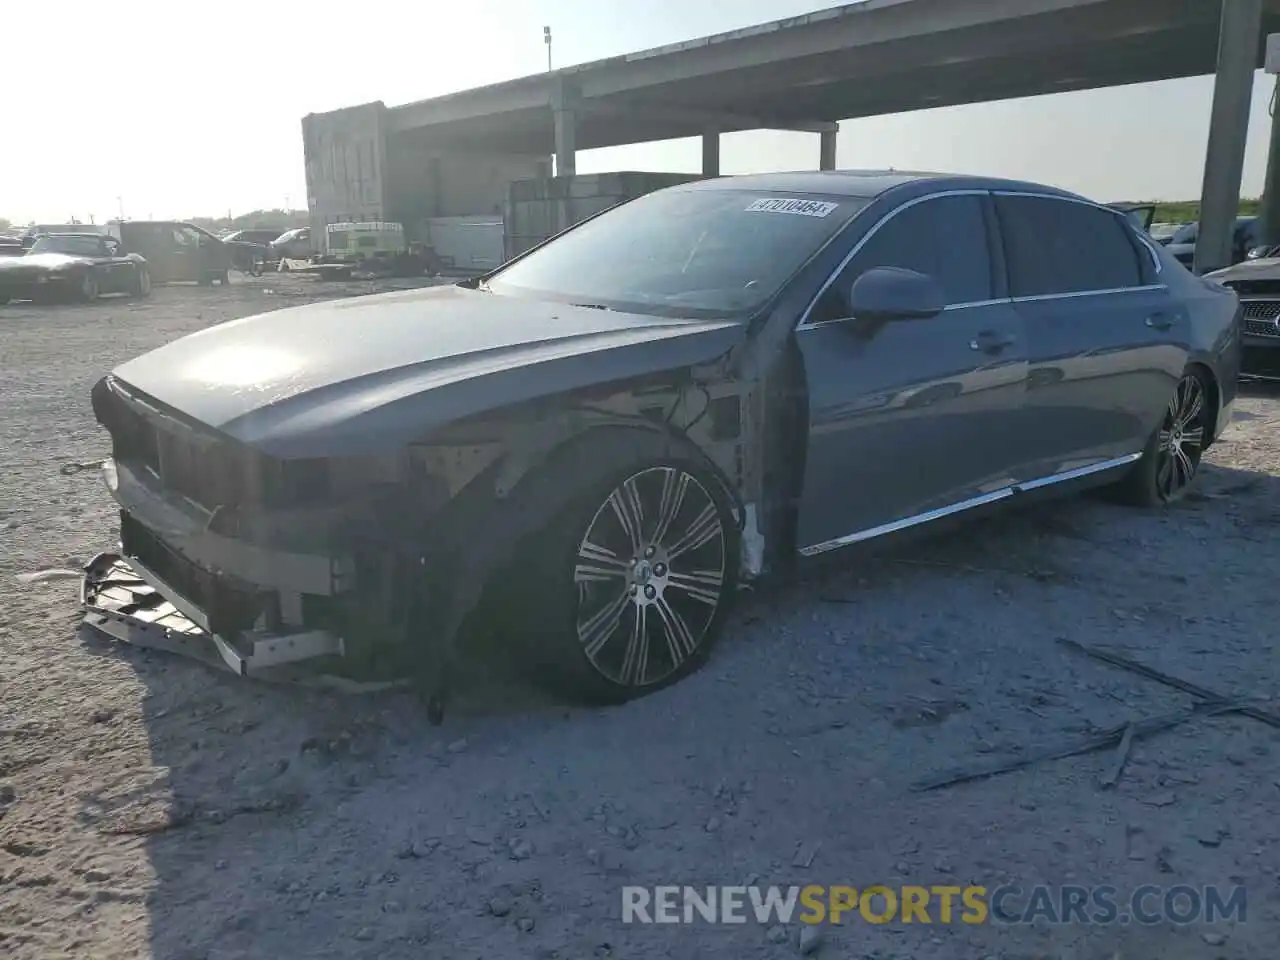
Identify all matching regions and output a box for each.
[519,448,738,705]
[1111,369,1211,506]
[132,266,152,298]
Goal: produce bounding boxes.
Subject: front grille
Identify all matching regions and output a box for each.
[121,512,264,635]
[1240,300,1280,338]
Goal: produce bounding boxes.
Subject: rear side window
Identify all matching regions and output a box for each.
[811,193,993,322]
[996,195,1144,297]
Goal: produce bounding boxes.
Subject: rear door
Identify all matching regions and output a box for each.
[793,191,1031,552]
[994,192,1187,480]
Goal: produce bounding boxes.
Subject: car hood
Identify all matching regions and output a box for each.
[109,284,743,458]
[1205,257,1280,282]
[0,252,89,271]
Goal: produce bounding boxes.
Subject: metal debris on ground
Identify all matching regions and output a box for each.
[1057,638,1280,729]
[911,700,1246,792]
[1099,722,1135,789]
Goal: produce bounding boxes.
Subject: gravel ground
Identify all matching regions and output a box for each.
[2,279,1278,960]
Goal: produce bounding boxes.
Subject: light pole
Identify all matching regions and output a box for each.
[544,26,552,72]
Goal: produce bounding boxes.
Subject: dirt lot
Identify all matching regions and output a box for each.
[2,279,1278,960]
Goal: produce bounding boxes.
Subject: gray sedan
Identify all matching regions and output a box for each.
[85,171,1241,719]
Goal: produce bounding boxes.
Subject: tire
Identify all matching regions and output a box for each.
[131,266,152,299]
[78,271,100,302]
[511,430,739,704]
[218,268,230,285]
[1110,368,1212,507]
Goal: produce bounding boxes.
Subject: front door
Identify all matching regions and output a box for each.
[793,192,1030,552]
[993,193,1187,479]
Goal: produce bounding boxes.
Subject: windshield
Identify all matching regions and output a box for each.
[29,235,104,256]
[487,188,865,318]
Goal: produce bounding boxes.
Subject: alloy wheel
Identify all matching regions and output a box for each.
[1155,374,1207,501]
[572,466,727,689]
[81,272,99,300]
[137,268,151,296]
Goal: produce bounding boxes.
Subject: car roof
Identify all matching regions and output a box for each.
[678,169,1085,201]
[41,232,109,240]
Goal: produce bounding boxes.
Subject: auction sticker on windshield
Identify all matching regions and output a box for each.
[745,198,839,217]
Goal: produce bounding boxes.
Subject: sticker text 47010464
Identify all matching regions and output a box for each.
[744,198,839,218]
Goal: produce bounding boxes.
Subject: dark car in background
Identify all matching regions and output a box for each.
[1166,216,1258,269]
[105,220,232,285]
[0,235,23,257]
[85,172,1240,714]
[221,228,285,276]
[270,226,312,262]
[0,233,151,303]
[1206,257,1280,380]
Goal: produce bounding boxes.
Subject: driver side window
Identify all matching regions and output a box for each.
[809,194,993,324]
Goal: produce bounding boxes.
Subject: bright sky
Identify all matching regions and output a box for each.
[3,0,1278,224]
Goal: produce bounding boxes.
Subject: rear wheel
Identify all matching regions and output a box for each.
[131,266,152,298]
[516,437,738,704]
[1111,369,1211,506]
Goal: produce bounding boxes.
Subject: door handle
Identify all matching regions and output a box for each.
[1144,313,1176,330]
[970,330,1016,354]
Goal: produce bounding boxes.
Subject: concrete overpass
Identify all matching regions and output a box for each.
[304,0,1280,273]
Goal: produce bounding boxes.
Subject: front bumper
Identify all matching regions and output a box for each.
[81,552,344,677]
[1239,300,1280,380]
[81,458,356,679]
[0,273,77,300]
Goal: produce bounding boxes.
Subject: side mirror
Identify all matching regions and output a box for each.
[847,266,945,323]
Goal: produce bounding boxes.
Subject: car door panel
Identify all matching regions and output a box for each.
[796,302,1027,548]
[994,193,1189,478]
[792,191,1030,552]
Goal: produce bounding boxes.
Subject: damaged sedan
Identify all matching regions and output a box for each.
[84,172,1242,719]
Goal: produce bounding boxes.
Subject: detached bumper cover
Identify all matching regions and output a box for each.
[80,552,345,677]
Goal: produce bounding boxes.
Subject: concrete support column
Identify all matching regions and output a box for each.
[819,126,839,171]
[1260,73,1280,245]
[553,108,577,177]
[1194,0,1263,274]
[551,79,578,178]
[702,129,721,177]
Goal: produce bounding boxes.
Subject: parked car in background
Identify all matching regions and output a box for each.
[220,229,284,276]
[1245,243,1280,261]
[1165,216,1258,269]
[105,220,232,285]
[1149,222,1184,244]
[20,223,106,249]
[0,233,150,303]
[270,226,312,262]
[222,228,286,246]
[0,235,24,257]
[1205,257,1280,380]
[86,171,1239,713]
